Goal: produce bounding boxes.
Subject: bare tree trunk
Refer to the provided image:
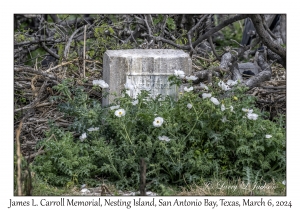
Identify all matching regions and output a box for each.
[250,15,286,60]
[280,15,286,44]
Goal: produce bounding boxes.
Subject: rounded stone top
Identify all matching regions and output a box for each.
[105,49,189,58]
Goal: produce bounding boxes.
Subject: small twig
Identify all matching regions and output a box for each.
[14,79,48,113]
[192,64,202,71]
[144,15,152,40]
[230,39,244,48]
[25,134,57,160]
[260,59,277,72]
[187,15,208,53]
[83,25,87,78]
[45,58,79,72]
[41,41,59,59]
[101,184,112,196]
[30,75,39,97]
[261,85,286,89]
[25,150,45,160]
[193,55,213,62]
[207,69,213,84]
[64,26,84,59]
[158,15,168,48]
[208,36,220,60]
[14,102,54,113]
[14,66,59,84]
[85,59,101,64]
[183,175,191,191]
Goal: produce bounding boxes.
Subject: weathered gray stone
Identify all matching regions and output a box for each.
[102,49,192,106]
[238,62,261,75]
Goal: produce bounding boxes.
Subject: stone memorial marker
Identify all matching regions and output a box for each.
[102,49,192,106]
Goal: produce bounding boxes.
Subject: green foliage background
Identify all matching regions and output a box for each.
[32,78,286,191]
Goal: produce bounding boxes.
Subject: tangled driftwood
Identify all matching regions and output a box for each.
[14,59,102,158]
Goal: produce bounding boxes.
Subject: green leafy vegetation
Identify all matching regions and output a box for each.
[31,76,286,194]
[215,20,243,48]
[93,23,133,63]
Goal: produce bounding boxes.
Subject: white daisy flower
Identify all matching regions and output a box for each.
[158,136,170,142]
[185,75,198,81]
[132,99,139,106]
[218,81,230,91]
[221,116,229,123]
[115,109,126,117]
[230,105,234,112]
[187,103,193,109]
[110,105,120,110]
[210,97,220,105]
[200,83,209,90]
[242,108,253,114]
[247,113,258,120]
[174,70,185,78]
[226,80,238,86]
[93,79,109,88]
[87,127,99,132]
[265,134,272,139]
[79,133,87,141]
[202,93,212,99]
[184,86,193,92]
[221,104,226,111]
[153,117,164,127]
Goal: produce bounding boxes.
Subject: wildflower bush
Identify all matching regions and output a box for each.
[32,74,286,191]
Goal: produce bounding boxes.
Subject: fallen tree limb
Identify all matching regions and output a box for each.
[14,66,59,83]
[14,102,54,113]
[250,14,286,61]
[25,150,45,160]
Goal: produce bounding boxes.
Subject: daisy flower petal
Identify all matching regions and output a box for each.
[153,117,164,127]
[115,109,126,117]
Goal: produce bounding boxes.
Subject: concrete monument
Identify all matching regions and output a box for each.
[102,49,192,106]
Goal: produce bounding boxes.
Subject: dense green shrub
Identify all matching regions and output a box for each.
[33,129,97,187]
[32,77,285,190]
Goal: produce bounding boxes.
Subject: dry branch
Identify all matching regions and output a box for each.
[250,15,286,60]
[83,25,87,78]
[25,150,45,160]
[16,120,23,196]
[64,26,84,59]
